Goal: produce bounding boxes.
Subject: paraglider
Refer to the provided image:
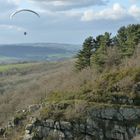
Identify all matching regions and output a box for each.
[10,9,40,35]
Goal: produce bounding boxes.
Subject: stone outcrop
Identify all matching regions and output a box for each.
[23,106,140,140]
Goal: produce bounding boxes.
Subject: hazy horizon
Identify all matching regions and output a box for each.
[0,42,81,45]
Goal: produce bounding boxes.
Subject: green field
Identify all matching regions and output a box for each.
[0,63,35,72]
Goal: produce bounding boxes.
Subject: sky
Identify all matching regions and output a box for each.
[0,0,140,44]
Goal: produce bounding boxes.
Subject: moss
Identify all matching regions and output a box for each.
[133,69,140,82]
[40,100,89,121]
[137,124,140,129]
[47,91,76,102]
[40,105,65,121]
[14,113,26,124]
[102,67,140,85]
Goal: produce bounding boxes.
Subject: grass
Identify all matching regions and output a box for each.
[0,62,40,72]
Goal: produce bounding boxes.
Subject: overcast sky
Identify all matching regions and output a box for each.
[0,0,140,44]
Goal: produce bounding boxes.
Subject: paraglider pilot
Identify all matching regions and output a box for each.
[24,32,27,36]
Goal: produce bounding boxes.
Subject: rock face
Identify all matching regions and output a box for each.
[23,106,140,140]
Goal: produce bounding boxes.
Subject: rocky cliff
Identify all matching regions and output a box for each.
[21,106,140,140]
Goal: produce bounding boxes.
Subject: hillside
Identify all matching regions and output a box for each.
[0,43,81,63]
[0,60,74,125]
[0,47,139,140]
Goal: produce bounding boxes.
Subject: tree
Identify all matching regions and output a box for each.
[92,32,112,70]
[76,24,140,71]
[75,36,95,71]
[117,24,140,57]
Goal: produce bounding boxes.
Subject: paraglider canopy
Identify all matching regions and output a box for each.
[10,9,40,19]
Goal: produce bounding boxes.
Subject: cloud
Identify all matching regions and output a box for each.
[81,3,126,21]
[80,3,140,22]
[129,0,138,3]
[29,0,108,11]
[0,0,19,22]
[0,0,17,12]
[129,5,140,19]
[0,24,25,31]
[11,0,22,5]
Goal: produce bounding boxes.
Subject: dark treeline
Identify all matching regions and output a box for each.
[75,24,140,71]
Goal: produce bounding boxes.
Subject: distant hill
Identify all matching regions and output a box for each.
[0,43,81,63]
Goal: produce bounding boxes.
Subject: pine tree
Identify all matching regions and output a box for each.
[92,32,112,69]
[117,24,140,57]
[75,36,94,71]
